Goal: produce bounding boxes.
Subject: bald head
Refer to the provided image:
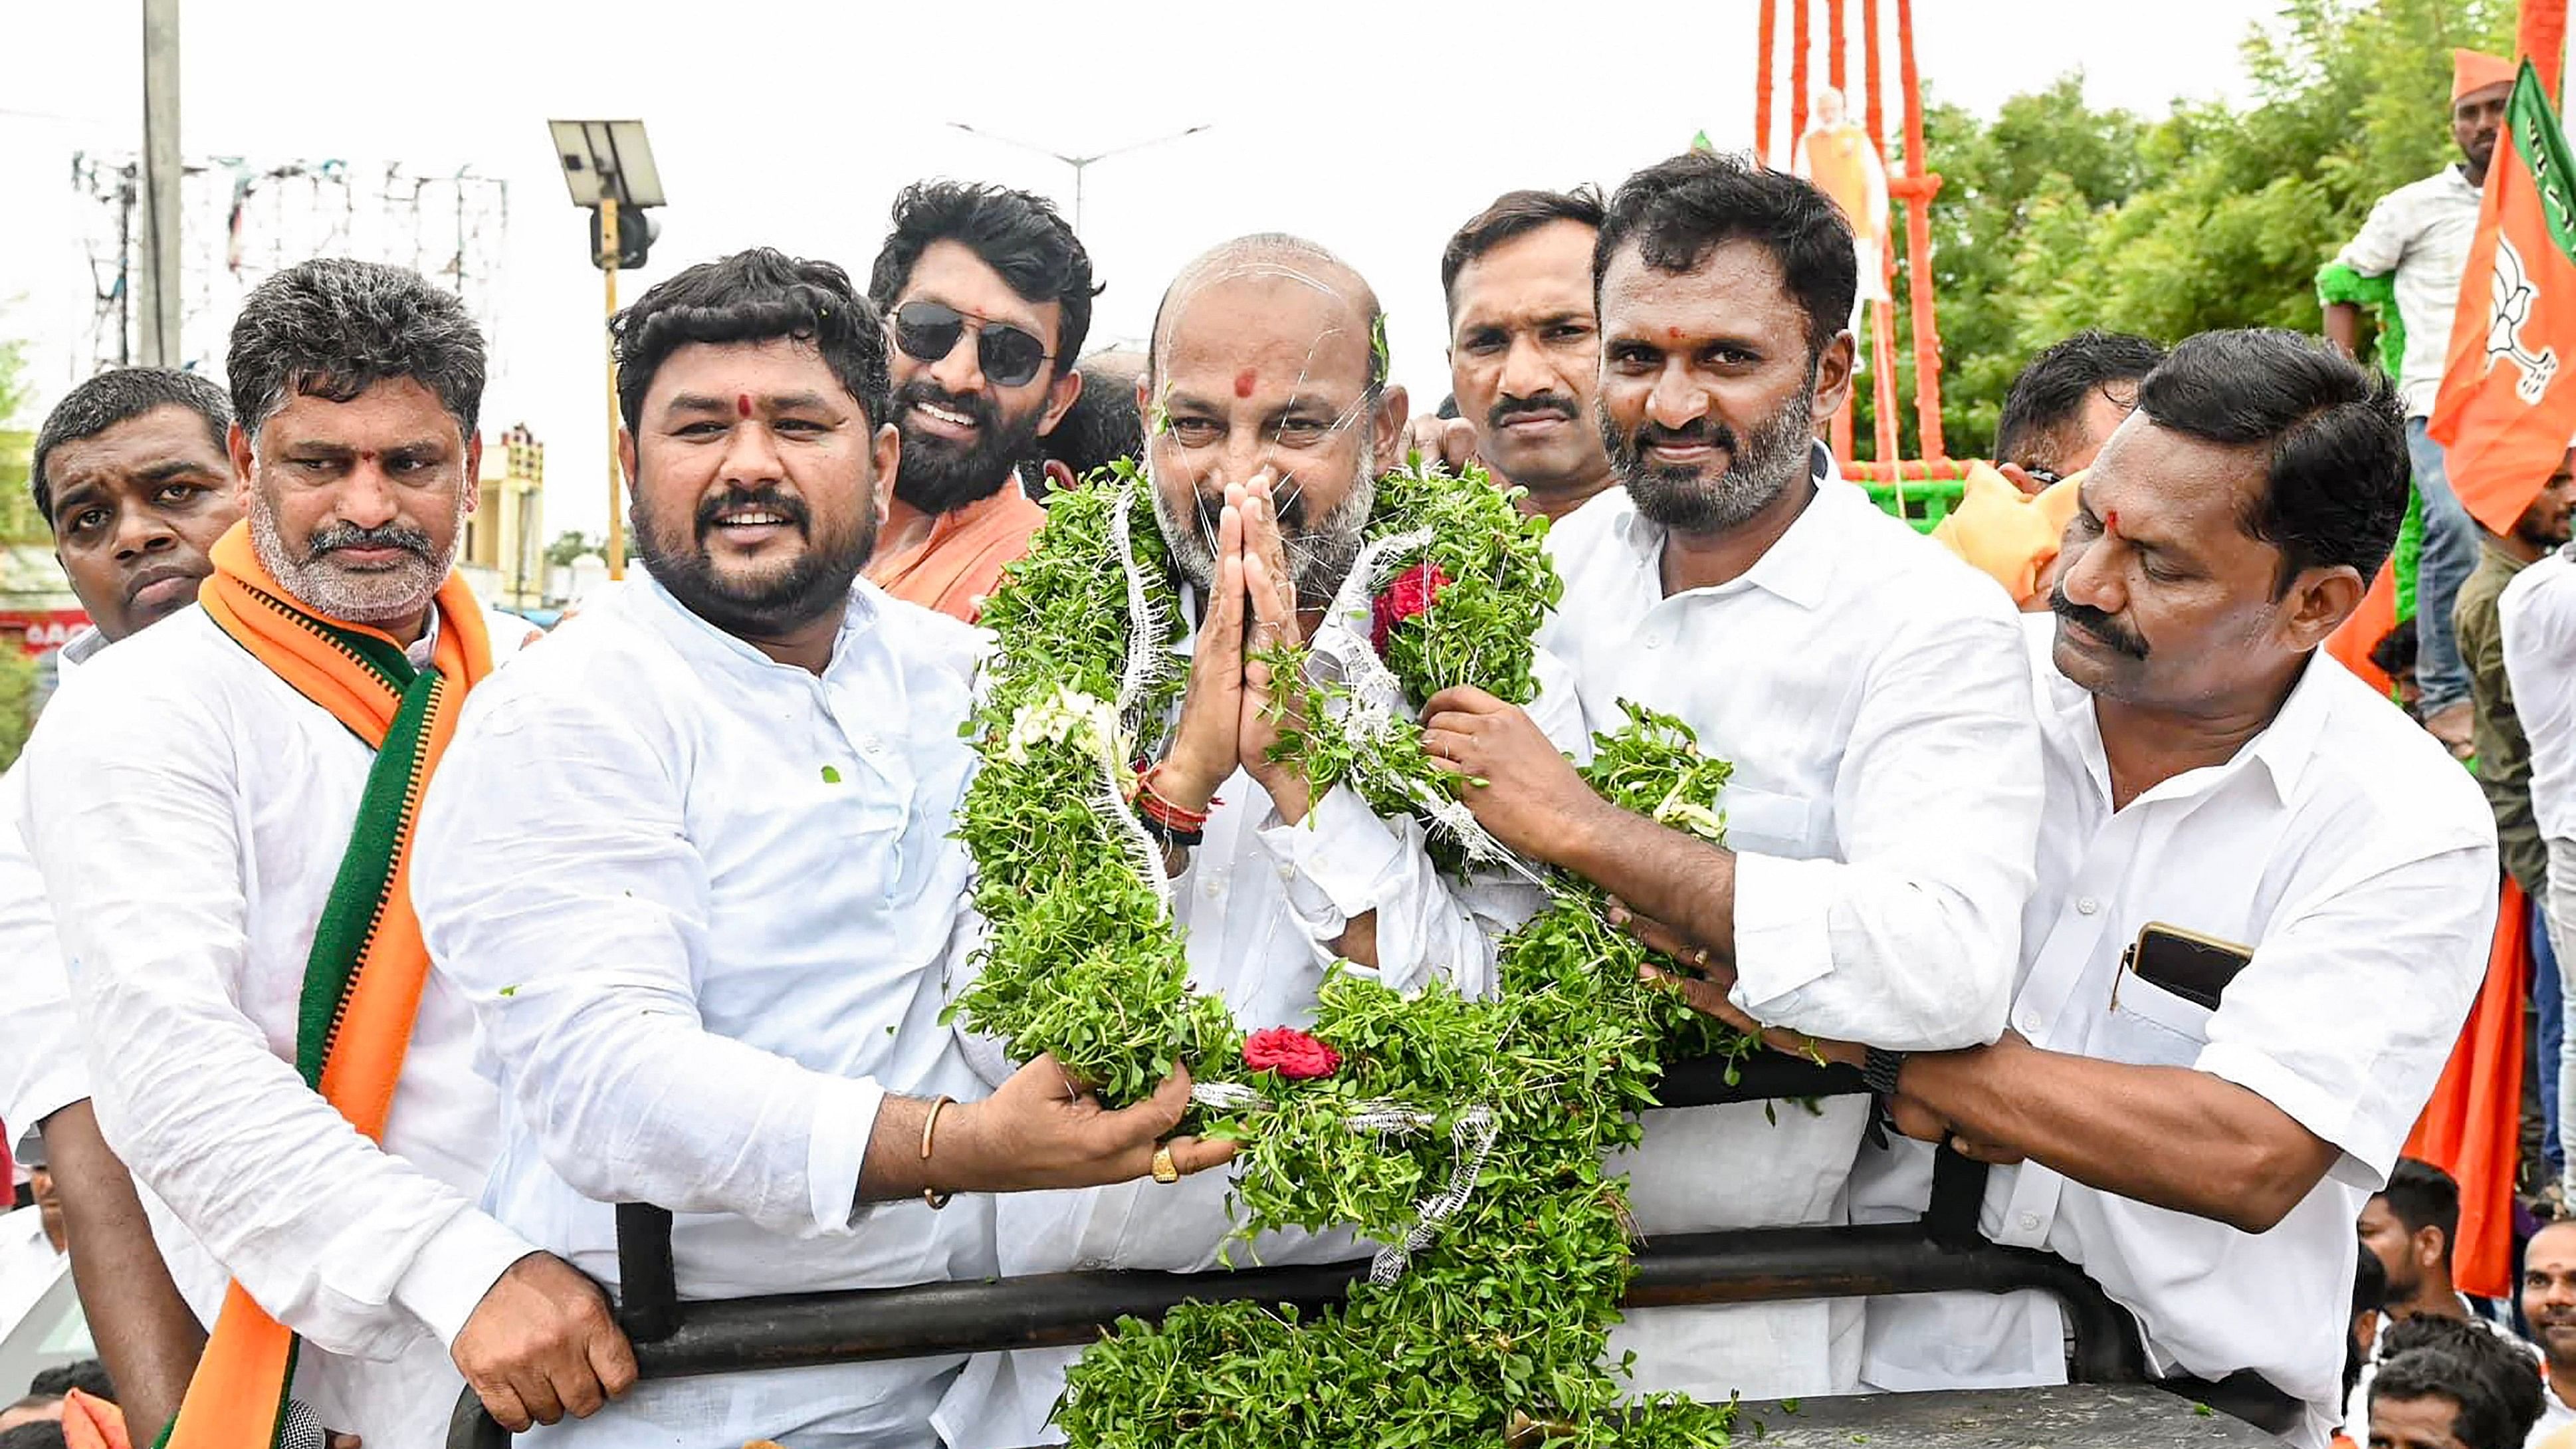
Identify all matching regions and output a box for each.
[1148,233,1386,394]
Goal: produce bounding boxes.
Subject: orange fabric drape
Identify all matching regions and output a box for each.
[2325,560,2401,695]
[2403,879,2529,1299]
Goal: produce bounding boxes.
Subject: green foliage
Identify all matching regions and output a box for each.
[1858,0,2513,461]
[0,646,39,771]
[542,530,601,568]
[955,463,1753,1444]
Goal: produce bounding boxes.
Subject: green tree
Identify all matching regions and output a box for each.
[544,529,602,568]
[1860,0,2514,461]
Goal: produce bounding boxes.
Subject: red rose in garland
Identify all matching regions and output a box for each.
[1370,562,1451,655]
[1241,1026,1342,1081]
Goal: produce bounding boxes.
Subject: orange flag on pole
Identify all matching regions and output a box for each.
[2428,60,2576,533]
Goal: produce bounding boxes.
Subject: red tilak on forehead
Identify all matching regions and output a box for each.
[736,393,754,418]
[1233,369,1256,399]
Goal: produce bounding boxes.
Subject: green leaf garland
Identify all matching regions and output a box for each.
[949,458,1751,1446]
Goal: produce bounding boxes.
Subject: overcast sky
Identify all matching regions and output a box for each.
[0,0,2281,538]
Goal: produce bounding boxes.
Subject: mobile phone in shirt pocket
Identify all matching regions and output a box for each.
[2106,923,2248,1065]
[1719,786,1822,855]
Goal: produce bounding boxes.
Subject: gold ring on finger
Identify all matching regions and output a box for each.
[1151,1145,1180,1184]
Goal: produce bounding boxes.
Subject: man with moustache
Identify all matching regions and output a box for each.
[1737,331,2482,1449]
[21,262,629,1448]
[1410,188,1617,520]
[1,370,243,1442]
[863,181,1094,621]
[413,250,1230,1448]
[938,232,1583,1447]
[1419,152,2044,1402]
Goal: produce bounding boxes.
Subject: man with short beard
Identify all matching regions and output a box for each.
[863,181,1093,621]
[20,261,631,1446]
[937,232,1583,1448]
[1420,152,2044,1404]
[413,249,1230,1448]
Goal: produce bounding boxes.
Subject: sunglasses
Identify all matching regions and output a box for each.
[890,300,1053,389]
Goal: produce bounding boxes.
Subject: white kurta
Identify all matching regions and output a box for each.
[414,574,1000,1449]
[20,602,541,1449]
[1850,618,2496,1449]
[938,593,1584,1448]
[0,625,229,1327]
[1535,452,2044,1401]
[3,625,105,1162]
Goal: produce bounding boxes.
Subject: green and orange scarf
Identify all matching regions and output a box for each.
[162,520,496,1449]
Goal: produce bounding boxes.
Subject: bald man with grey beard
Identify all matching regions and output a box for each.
[932,234,1588,1449]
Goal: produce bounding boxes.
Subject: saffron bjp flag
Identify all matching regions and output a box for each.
[2429,60,2576,533]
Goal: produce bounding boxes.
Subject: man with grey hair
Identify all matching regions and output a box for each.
[20,260,632,1447]
[935,234,1584,1447]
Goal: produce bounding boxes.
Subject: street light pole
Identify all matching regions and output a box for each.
[945,122,1212,235]
[601,197,623,580]
[137,0,181,367]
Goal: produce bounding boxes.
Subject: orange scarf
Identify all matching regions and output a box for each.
[165,520,494,1448]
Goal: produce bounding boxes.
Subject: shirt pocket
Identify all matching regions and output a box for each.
[2103,972,2215,1069]
[1723,786,1824,857]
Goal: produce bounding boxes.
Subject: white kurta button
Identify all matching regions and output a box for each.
[2076,897,2099,915]
[1204,879,1222,899]
[2013,1010,2040,1037]
[2018,1212,2041,1232]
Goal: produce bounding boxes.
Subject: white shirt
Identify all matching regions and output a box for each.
[2333,165,2485,415]
[0,624,229,1329]
[1,629,104,1163]
[21,602,543,1449]
[940,593,1585,1446]
[2504,549,2576,843]
[1535,455,2044,1400]
[415,574,999,1449]
[1851,618,2497,1449]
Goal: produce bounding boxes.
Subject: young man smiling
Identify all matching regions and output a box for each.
[414,249,1225,1448]
[862,181,1094,621]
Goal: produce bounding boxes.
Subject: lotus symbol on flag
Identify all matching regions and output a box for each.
[2486,233,2560,403]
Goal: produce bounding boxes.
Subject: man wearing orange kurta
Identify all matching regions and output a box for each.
[862,181,1094,621]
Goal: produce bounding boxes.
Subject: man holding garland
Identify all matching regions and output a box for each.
[1422,152,2046,1401]
[411,250,1229,1448]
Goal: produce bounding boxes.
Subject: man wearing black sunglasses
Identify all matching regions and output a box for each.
[863,180,1097,621]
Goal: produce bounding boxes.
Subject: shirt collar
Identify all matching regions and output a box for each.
[1609,441,1846,612]
[2477,534,2538,578]
[404,608,441,671]
[635,566,880,676]
[2066,647,2339,811]
[55,626,107,669]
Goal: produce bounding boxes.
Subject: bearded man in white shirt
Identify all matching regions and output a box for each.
[21,261,633,1448]
[940,231,1587,1447]
[1765,329,2478,1449]
[411,249,1234,1449]
[1419,151,2045,1402]
[1,368,242,1442]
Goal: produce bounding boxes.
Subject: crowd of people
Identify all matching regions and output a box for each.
[0,48,2555,1449]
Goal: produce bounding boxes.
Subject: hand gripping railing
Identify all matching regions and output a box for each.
[449,1056,2146,1448]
